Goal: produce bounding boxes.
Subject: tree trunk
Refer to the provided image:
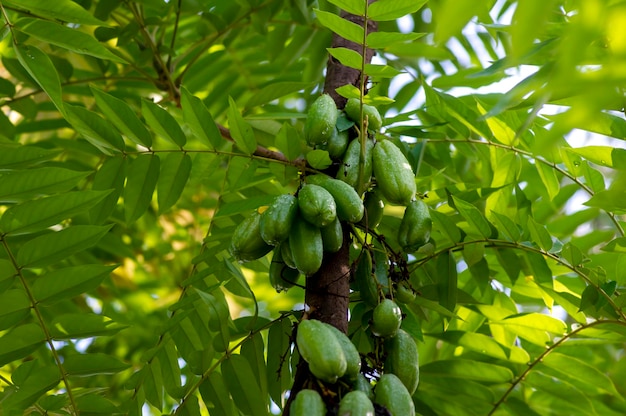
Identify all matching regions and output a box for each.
[283,4,377,415]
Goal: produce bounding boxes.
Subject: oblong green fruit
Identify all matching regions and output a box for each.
[305,94,338,146]
[394,281,417,304]
[260,194,298,245]
[296,319,347,383]
[338,390,374,416]
[336,138,374,191]
[355,250,378,308]
[306,174,364,223]
[397,199,432,252]
[361,189,384,229]
[321,216,343,253]
[374,373,415,416]
[290,389,326,416]
[344,98,383,131]
[230,211,273,262]
[370,299,402,338]
[298,184,337,228]
[325,127,350,159]
[372,140,416,206]
[280,240,297,269]
[384,329,419,395]
[269,248,300,292]
[289,216,323,275]
[324,324,361,380]
[352,373,373,399]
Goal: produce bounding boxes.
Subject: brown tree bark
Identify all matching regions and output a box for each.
[283,3,378,415]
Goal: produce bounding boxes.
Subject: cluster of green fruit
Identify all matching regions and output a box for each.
[291,301,419,415]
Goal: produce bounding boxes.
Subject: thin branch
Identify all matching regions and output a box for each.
[488,319,626,415]
[0,236,79,415]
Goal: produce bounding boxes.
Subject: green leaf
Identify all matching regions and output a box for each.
[431,330,509,360]
[364,64,402,78]
[510,0,556,58]
[0,289,30,331]
[0,144,60,169]
[368,0,428,21]
[327,47,363,70]
[16,225,112,268]
[33,264,116,304]
[91,86,152,148]
[267,319,292,409]
[490,211,522,241]
[124,154,160,224]
[180,87,222,150]
[241,332,268,402]
[3,0,105,25]
[527,216,553,252]
[430,209,464,243]
[65,104,126,153]
[274,122,302,161]
[0,364,60,413]
[535,162,560,200]
[366,31,425,48]
[75,394,120,414]
[0,167,90,203]
[437,251,457,312]
[157,152,191,214]
[0,190,111,236]
[199,372,237,416]
[523,371,598,416]
[49,313,127,339]
[314,9,364,43]
[565,146,626,170]
[64,353,130,376]
[156,338,183,398]
[228,96,257,155]
[89,156,127,224]
[0,323,46,367]
[494,313,566,346]
[305,149,332,170]
[420,359,513,383]
[221,354,267,416]
[141,99,187,147]
[327,0,364,15]
[451,195,493,238]
[14,44,64,114]
[583,189,626,212]
[246,82,314,108]
[16,18,125,63]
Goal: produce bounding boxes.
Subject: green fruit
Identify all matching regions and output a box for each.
[338,390,375,416]
[298,184,337,228]
[336,138,374,191]
[361,190,384,229]
[296,319,347,383]
[352,373,373,399]
[397,199,431,252]
[260,194,298,245]
[371,299,402,338]
[290,389,326,416]
[269,248,300,292]
[384,329,419,395]
[289,216,323,275]
[325,127,350,159]
[324,324,361,380]
[321,216,343,253]
[372,140,416,206]
[356,250,378,308]
[230,211,273,262]
[374,373,415,416]
[280,240,297,269]
[394,282,417,304]
[344,98,383,131]
[305,94,338,146]
[306,174,364,223]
